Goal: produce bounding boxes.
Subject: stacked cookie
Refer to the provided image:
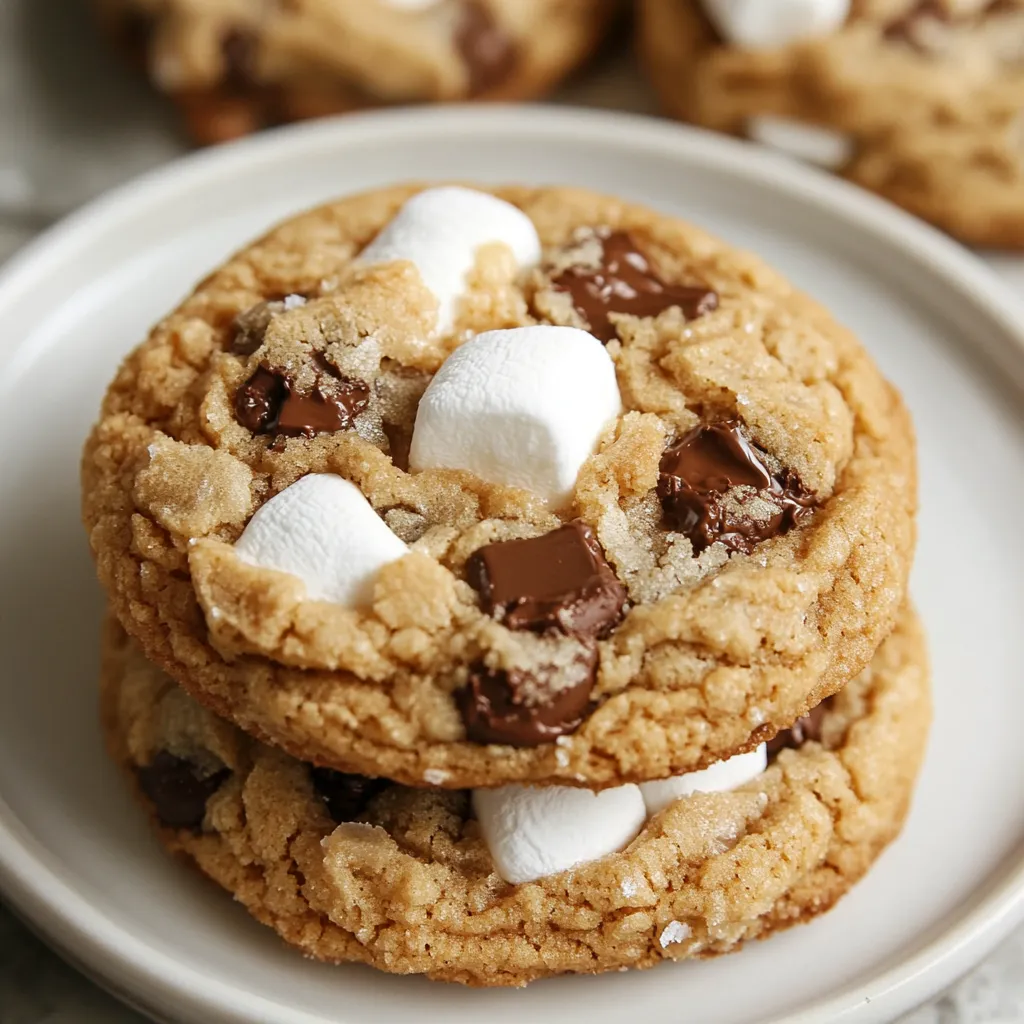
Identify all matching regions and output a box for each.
[84,183,930,986]
[640,0,1024,247]
[93,0,618,143]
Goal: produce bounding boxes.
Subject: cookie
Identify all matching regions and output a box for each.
[93,0,618,144]
[101,604,931,987]
[81,183,917,790]
[640,0,1024,247]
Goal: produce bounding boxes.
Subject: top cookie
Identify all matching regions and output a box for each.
[641,0,1024,247]
[81,183,916,789]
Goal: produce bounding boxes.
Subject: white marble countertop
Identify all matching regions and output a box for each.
[1,1,1023,1020]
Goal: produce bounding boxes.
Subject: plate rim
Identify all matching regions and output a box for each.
[1,103,1023,1024]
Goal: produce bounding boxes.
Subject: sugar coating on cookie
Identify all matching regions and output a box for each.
[409,325,621,504]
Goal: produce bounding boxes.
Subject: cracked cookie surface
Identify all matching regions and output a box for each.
[93,0,617,143]
[82,183,917,789]
[641,0,1024,247]
[101,604,930,987]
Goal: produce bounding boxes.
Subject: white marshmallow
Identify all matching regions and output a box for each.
[473,783,647,885]
[640,745,768,815]
[234,474,406,608]
[408,326,621,506]
[748,116,854,169]
[702,0,849,49]
[357,186,541,333]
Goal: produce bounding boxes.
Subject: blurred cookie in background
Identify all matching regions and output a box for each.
[94,0,620,144]
[639,0,1024,248]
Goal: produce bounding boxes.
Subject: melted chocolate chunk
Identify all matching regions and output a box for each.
[460,523,624,744]
[657,420,815,554]
[310,768,388,822]
[458,654,596,746]
[455,0,518,95]
[234,359,370,438]
[466,521,626,640]
[766,698,833,758]
[550,231,718,344]
[136,752,230,830]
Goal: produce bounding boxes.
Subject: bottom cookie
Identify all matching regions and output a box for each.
[101,605,930,987]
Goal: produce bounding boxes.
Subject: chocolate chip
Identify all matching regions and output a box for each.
[466,521,626,640]
[549,231,718,344]
[455,0,518,95]
[459,523,622,745]
[657,420,815,554]
[234,365,283,431]
[234,360,370,438]
[136,751,230,830]
[310,768,387,822]
[766,698,833,759]
[457,652,596,746]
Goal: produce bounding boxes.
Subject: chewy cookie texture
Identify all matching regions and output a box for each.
[82,182,917,790]
[102,607,930,986]
[93,0,617,143]
[641,0,1024,247]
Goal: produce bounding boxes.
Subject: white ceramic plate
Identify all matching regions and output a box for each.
[1,106,1023,1024]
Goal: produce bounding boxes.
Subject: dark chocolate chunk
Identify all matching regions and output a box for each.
[311,768,388,822]
[657,420,815,554]
[455,0,518,95]
[466,521,626,639]
[234,359,370,438]
[550,231,718,343]
[766,698,833,759]
[457,654,596,747]
[136,751,230,830]
[234,365,284,431]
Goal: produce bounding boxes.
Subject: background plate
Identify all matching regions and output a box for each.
[0,106,1022,1024]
